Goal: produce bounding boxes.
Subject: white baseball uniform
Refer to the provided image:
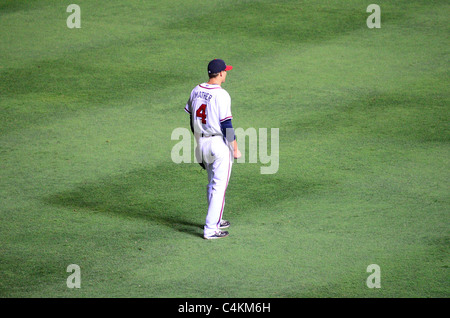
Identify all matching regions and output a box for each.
[185,83,233,237]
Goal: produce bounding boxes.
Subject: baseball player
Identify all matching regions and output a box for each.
[184,59,241,239]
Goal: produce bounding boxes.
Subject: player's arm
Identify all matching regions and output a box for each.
[218,91,240,158]
[185,95,193,133]
[189,114,194,134]
[186,98,205,169]
[185,97,196,135]
[220,119,241,159]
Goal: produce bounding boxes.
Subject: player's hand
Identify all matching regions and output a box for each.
[231,140,241,159]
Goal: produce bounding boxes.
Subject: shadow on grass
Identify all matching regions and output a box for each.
[45,162,323,238]
[45,163,207,238]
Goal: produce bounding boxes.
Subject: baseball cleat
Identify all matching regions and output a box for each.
[204,230,229,240]
[219,219,230,229]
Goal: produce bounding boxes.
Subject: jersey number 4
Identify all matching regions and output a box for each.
[196,104,207,124]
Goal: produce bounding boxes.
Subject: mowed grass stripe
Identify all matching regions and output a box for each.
[0,0,448,297]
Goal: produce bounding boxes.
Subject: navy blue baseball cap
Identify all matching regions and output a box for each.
[208,59,233,74]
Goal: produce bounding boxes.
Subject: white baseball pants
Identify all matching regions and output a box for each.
[196,136,232,237]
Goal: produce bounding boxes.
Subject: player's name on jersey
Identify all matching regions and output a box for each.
[192,91,213,101]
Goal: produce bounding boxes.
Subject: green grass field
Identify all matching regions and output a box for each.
[0,0,448,298]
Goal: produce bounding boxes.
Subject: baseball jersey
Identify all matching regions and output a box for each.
[184,83,232,137]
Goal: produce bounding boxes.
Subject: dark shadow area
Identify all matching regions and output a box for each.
[45,162,324,238]
[46,163,207,238]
